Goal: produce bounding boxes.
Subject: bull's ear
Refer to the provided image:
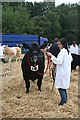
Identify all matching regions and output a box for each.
[40,43,47,49]
[22,43,30,49]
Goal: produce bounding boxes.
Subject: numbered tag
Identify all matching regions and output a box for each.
[31,65,38,71]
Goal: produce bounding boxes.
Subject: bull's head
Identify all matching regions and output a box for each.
[29,43,40,65]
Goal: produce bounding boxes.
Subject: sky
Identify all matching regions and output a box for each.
[55,0,79,6]
[25,0,80,6]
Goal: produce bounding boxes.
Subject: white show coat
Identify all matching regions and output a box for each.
[51,48,73,89]
[69,44,78,55]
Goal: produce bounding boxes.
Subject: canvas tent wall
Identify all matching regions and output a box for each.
[0,34,48,47]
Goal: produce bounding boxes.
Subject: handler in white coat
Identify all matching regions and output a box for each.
[47,38,73,106]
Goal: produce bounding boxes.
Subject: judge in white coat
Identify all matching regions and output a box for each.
[69,41,78,71]
[47,38,73,106]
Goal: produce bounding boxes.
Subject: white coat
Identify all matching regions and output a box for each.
[69,44,78,55]
[51,48,73,89]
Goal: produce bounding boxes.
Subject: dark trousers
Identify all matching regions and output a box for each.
[78,55,80,67]
[58,88,67,104]
[71,54,78,70]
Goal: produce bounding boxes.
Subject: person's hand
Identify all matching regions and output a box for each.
[46,52,52,57]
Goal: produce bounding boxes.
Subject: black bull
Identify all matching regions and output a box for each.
[21,43,45,93]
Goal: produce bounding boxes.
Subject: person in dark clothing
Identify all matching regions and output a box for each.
[49,38,60,57]
[49,38,60,85]
[69,41,78,71]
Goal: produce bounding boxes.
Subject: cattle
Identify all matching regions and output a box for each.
[3,46,21,70]
[21,43,45,93]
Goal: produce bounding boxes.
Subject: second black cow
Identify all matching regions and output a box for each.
[21,43,45,93]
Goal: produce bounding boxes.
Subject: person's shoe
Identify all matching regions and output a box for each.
[58,101,67,106]
[58,102,64,106]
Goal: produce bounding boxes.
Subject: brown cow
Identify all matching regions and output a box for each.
[3,46,21,70]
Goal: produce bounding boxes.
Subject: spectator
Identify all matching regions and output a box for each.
[49,38,60,57]
[69,41,78,71]
[78,43,80,67]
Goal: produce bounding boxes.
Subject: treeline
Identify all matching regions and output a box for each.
[2,2,80,44]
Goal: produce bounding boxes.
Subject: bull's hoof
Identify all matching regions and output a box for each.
[38,88,41,92]
[40,89,41,92]
[26,90,29,94]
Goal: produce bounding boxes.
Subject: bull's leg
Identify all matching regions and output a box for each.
[52,64,56,90]
[37,78,42,91]
[9,57,12,70]
[16,57,18,63]
[25,80,30,94]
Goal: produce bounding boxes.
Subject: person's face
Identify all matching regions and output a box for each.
[57,41,63,49]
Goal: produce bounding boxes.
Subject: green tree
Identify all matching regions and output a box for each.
[2,3,31,34]
[46,11,61,42]
[66,9,78,43]
[2,2,79,44]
